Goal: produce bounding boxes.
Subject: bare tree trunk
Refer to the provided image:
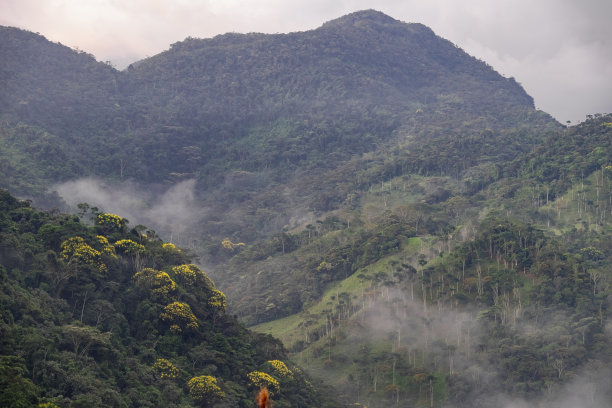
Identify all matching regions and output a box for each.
[80,290,88,323]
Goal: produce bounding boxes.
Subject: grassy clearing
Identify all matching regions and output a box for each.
[252,233,438,351]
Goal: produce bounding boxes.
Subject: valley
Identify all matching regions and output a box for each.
[0,9,610,408]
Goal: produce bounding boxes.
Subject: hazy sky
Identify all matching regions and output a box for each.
[1,0,611,124]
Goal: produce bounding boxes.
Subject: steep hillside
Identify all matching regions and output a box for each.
[0,26,120,131]
[0,189,339,407]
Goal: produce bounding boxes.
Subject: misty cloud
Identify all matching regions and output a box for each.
[497,365,612,408]
[53,177,207,246]
[335,284,612,407]
[360,288,483,373]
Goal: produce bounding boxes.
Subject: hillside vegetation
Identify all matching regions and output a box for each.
[1,11,557,228]
[0,9,610,408]
[252,115,612,407]
[0,190,339,407]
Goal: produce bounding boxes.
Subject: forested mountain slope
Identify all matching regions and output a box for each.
[252,115,612,407]
[1,10,558,231]
[1,9,610,408]
[222,115,610,323]
[0,190,339,407]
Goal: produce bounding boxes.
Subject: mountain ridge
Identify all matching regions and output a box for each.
[0,10,563,273]
[0,10,553,222]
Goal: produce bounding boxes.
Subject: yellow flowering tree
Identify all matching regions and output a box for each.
[187,375,225,404]
[247,371,280,394]
[114,239,145,255]
[170,264,225,321]
[132,268,177,303]
[114,239,146,271]
[221,238,245,251]
[157,242,186,264]
[160,301,198,334]
[162,242,181,252]
[133,267,156,285]
[153,358,179,379]
[95,235,117,258]
[60,236,107,274]
[95,213,126,234]
[208,289,226,311]
[208,288,227,327]
[171,264,214,289]
[151,272,178,302]
[264,360,293,380]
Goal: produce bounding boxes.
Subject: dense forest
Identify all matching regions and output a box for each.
[1,9,610,408]
[0,190,339,407]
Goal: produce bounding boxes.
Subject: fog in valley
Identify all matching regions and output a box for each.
[53,178,205,248]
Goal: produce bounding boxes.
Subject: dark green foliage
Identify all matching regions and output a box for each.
[507,114,612,198]
[0,190,338,407]
[0,356,39,407]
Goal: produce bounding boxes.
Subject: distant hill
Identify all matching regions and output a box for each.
[1,10,554,187]
[1,10,558,240]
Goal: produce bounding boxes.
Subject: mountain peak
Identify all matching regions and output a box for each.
[320,9,400,29]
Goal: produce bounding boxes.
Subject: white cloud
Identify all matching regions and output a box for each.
[53,177,208,246]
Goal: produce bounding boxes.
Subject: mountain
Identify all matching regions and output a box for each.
[1,9,559,251]
[0,10,556,198]
[1,9,610,408]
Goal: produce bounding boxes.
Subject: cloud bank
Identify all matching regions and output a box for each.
[351,286,612,407]
[53,178,206,247]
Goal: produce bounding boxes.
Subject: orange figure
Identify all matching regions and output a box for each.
[257,387,269,408]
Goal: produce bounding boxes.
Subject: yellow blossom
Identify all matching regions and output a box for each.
[153,358,179,379]
[114,239,145,255]
[171,264,214,289]
[95,235,117,258]
[221,238,245,251]
[266,360,293,379]
[208,289,226,311]
[160,301,198,333]
[187,375,225,401]
[60,236,107,273]
[95,213,126,231]
[162,242,181,252]
[133,268,177,303]
[247,371,280,394]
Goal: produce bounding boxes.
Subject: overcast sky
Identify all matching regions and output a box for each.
[1,0,611,124]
